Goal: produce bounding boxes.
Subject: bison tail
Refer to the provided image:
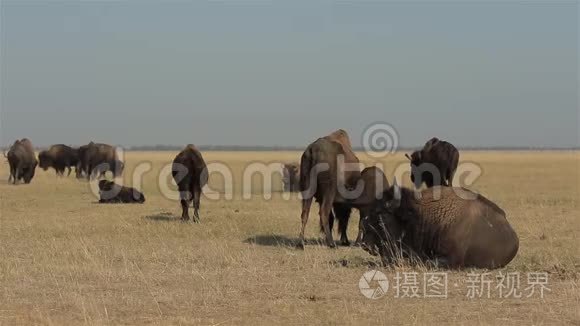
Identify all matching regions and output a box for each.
[299,147,313,195]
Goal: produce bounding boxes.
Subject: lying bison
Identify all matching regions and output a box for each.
[282,163,300,192]
[38,144,79,176]
[361,183,519,269]
[405,137,459,188]
[98,180,145,203]
[78,142,123,179]
[172,145,208,222]
[5,138,37,184]
[298,129,362,248]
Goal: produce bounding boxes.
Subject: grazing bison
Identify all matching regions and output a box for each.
[332,166,390,246]
[38,144,79,176]
[172,145,208,222]
[298,129,362,248]
[405,137,459,188]
[98,180,145,203]
[5,138,37,184]
[78,142,123,179]
[75,143,90,178]
[361,183,519,269]
[282,163,300,192]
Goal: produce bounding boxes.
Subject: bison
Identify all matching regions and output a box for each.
[282,163,300,192]
[98,180,145,203]
[78,142,123,179]
[75,144,89,178]
[332,166,390,246]
[405,137,459,188]
[172,145,208,222]
[5,138,37,184]
[38,144,79,176]
[298,129,362,248]
[361,183,519,269]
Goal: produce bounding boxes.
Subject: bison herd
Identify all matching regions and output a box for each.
[3,131,519,269]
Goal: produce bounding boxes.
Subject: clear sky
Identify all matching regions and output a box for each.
[1,1,578,148]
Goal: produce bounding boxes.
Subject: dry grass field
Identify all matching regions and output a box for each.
[1,151,579,325]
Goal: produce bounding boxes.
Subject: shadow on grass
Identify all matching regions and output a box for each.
[244,234,332,248]
[329,257,383,269]
[0,180,27,185]
[143,212,180,222]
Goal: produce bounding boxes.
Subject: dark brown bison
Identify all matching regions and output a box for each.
[78,142,123,179]
[172,145,208,222]
[75,144,90,178]
[405,137,459,188]
[5,138,37,184]
[361,183,519,269]
[298,129,362,248]
[282,163,300,192]
[98,180,145,203]
[38,144,79,176]
[332,166,390,246]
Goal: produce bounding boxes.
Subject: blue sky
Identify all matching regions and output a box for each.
[1,1,578,148]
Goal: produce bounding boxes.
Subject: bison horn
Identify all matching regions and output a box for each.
[404,153,411,161]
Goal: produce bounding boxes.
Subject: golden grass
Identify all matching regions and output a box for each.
[1,151,579,325]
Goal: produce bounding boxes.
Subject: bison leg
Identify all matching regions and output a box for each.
[180,198,191,221]
[14,164,23,184]
[86,164,93,180]
[354,209,366,246]
[319,193,336,248]
[76,163,84,178]
[334,203,352,246]
[192,185,201,223]
[8,166,14,183]
[179,185,192,221]
[298,196,313,249]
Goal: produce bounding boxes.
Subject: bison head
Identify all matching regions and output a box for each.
[133,192,146,203]
[98,180,114,191]
[113,160,125,177]
[360,180,409,262]
[22,161,38,184]
[38,151,52,170]
[405,151,438,189]
[405,151,421,187]
[282,163,299,192]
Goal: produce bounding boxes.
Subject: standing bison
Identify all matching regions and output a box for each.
[5,138,38,184]
[38,144,79,176]
[298,129,362,248]
[77,142,123,179]
[172,145,208,222]
[333,166,390,246]
[405,137,459,188]
[282,163,300,192]
[361,184,519,269]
